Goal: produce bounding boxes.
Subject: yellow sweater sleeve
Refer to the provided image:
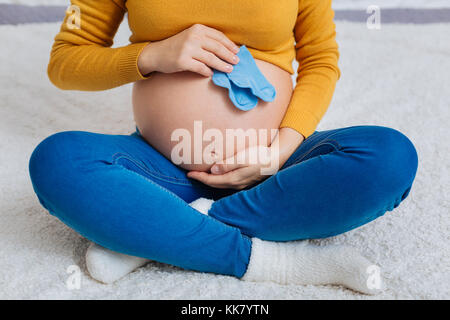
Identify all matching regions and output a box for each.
[47,0,150,91]
[280,0,341,138]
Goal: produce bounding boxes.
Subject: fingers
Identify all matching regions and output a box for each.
[211,146,261,174]
[187,24,240,75]
[199,24,240,54]
[187,171,247,190]
[201,37,239,67]
[187,171,231,189]
[210,160,246,175]
[193,49,234,74]
[186,59,214,77]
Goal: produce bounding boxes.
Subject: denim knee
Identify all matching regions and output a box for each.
[364,126,418,196]
[29,131,79,203]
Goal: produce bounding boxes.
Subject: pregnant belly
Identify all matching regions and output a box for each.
[132,59,293,172]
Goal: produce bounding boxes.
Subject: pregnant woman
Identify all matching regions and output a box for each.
[29,0,418,294]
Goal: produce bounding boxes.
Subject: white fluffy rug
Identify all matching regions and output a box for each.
[0,20,449,299]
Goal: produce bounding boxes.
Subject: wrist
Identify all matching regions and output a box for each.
[137,42,159,76]
[271,127,305,168]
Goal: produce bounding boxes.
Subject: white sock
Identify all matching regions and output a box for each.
[85,243,149,284]
[189,197,214,215]
[242,238,383,295]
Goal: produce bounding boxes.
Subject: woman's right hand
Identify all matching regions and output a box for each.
[137,24,240,77]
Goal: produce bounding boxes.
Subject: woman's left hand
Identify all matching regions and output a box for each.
[187,145,279,190]
[187,127,305,189]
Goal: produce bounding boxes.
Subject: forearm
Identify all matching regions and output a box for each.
[279,0,340,138]
[48,42,150,91]
[272,127,305,168]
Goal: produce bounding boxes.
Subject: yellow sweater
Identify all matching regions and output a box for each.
[48,0,340,138]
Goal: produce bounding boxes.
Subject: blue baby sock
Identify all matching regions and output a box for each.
[212,45,276,111]
[212,70,259,111]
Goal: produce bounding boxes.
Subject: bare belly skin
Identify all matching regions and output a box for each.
[132,59,293,171]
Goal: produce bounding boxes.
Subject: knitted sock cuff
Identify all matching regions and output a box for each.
[241,238,287,283]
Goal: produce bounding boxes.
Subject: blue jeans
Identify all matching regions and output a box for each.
[28,125,418,278]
